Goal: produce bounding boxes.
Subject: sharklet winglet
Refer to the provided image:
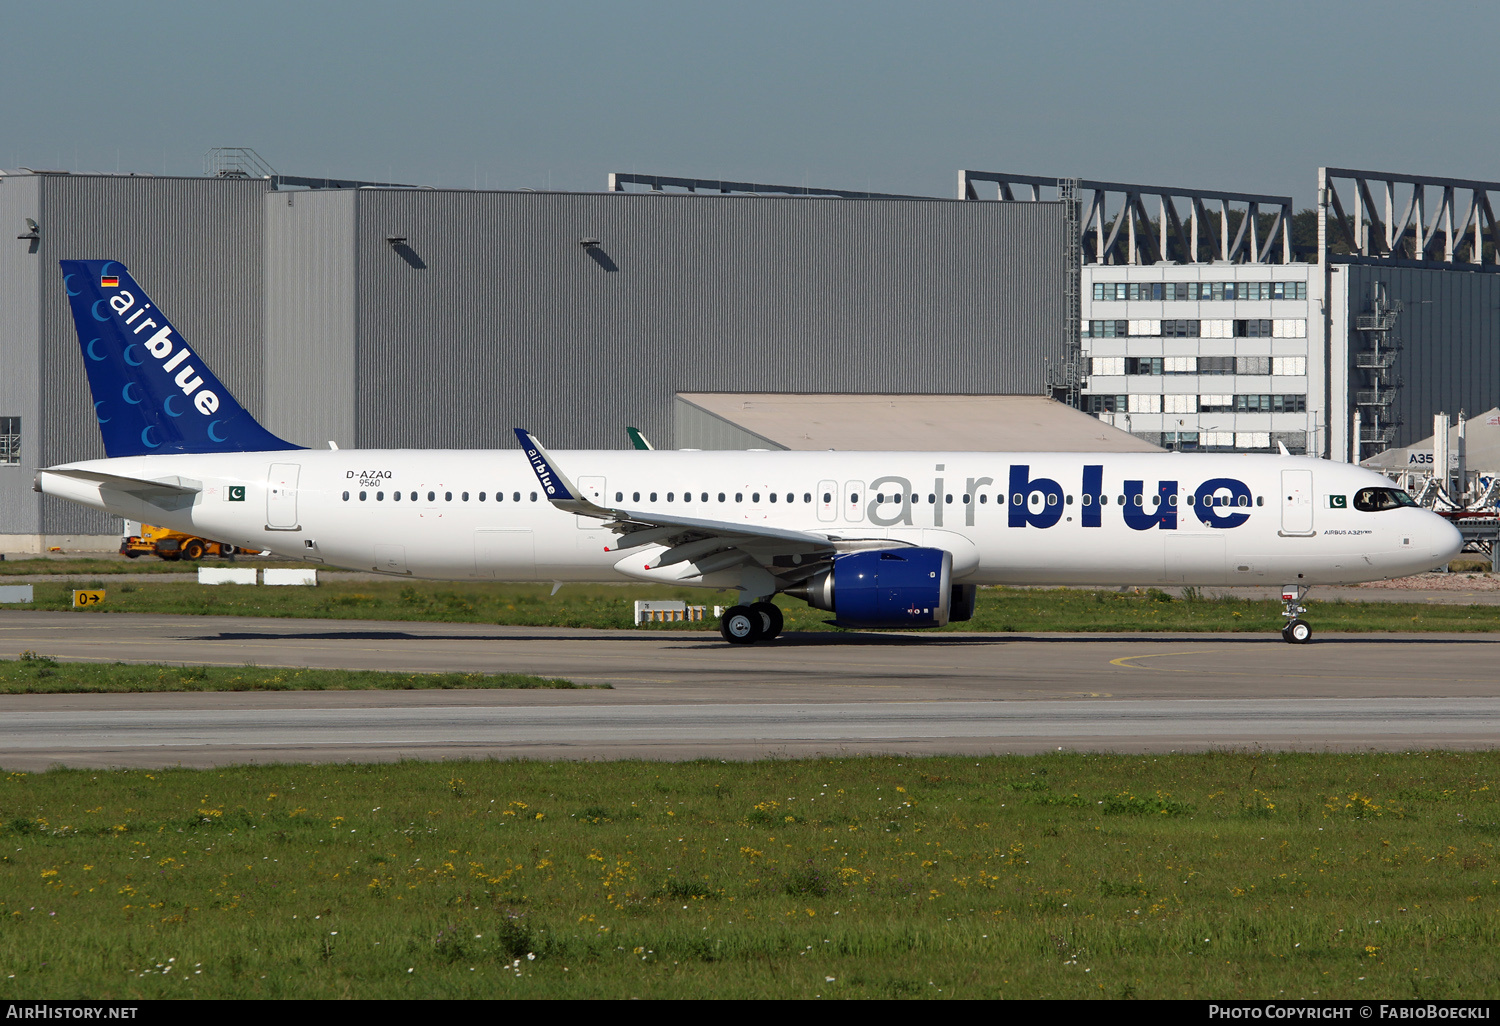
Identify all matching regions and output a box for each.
[514,427,603,515]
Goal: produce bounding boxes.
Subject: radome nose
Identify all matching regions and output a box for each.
[1430,516,1463,561]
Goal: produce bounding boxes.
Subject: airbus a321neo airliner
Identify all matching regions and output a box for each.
[38,260,1462,645]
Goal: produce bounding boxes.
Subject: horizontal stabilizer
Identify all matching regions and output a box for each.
[38,467,201,511]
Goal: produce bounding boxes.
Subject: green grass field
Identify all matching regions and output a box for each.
[1,752,1497,999]
[5,577,1498,635]
[0,557,305,576]
[0,652,586,695]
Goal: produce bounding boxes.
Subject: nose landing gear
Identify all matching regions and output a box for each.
[1280,585,1312,643]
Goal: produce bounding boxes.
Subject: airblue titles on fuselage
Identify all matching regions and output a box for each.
[872,465,1254,531]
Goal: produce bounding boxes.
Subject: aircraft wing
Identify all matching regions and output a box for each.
[514,428,893,578]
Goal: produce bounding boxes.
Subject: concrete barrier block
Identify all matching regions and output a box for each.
[634,599,684,624]
[264,568,318,586]
[199,567,257,585]
[634,600,708,624]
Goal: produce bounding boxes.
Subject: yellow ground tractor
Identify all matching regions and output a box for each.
[119,524,244,561]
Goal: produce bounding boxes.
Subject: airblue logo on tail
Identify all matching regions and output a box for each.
[61,260,301,458]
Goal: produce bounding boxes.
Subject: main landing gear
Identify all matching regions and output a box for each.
[718,601,784,645]
[1280,585,1312,644]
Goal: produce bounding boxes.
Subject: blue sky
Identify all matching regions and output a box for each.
[7,1,1498,208]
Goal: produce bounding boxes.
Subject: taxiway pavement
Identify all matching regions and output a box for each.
[1,611,1497,767]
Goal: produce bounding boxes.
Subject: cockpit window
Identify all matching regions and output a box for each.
[1354,487,1419,512]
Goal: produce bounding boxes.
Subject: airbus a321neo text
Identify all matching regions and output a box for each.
[38,260,1462,645]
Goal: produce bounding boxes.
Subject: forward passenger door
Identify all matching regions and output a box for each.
[1280,469,1314,535]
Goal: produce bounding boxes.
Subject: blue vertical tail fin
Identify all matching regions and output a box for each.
[60,260,301,457]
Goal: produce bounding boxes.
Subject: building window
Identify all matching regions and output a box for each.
[1095,281,1308,303]
[1232,394,1307,413]
[1236,356,1272,375]
[1272,431,1308,453]
[1085,394,1128,413]
[0,417,17,466]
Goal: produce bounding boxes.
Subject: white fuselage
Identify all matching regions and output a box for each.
[40,449,1462,588]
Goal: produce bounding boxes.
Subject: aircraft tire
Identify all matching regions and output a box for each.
[719,605,762,645]
[1282,619,1312,644]
[751,601,783,640]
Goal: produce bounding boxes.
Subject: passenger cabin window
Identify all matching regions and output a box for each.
[359,491,367,501]
[394,491,402,501]
[616,491,623,502]
[1354,487,1418,512]
[342,491,349,501]
[462,492,469,501]
[513,492,521,502]
[530,492,538,502]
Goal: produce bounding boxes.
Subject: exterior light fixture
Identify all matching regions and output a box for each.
[579,237,601,248]
[17,218,39,241]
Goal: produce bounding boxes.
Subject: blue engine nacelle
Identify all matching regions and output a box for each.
[790,547,953,628]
